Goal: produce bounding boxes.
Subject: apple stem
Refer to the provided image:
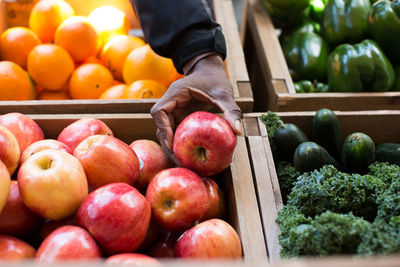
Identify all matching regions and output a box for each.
[196,147,207,162]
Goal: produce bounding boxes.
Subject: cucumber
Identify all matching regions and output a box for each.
[273,123,308,162]
[342,132,375,173]
[294,141,340,172]
[312,108,342,160]
[376,143,400,166]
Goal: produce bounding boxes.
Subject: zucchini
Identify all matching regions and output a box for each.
[294,141,340,172]
[376,143,400,166]
[312,108,342,160]
[273,123,308,162]
[342,132,375,173]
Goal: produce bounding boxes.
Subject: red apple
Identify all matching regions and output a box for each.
[74,135,140,189]
[0,181,43,238]
[36,225,102,262]
[57,118,113,152]
[175,219,242,259]
[145,167,209,231]
[129,139,171,190]
[148,232,179,258]
[0,124,20,175]
[77,183,151,255]
[18,149,88,220]
[39,216,76,242]
[105,253,161,266]
[202,177,226,221]
[173,111,237,176]
[0,112,44,157]
[20,139,72,165]
[0,235,35,260]
[0,161,11,214]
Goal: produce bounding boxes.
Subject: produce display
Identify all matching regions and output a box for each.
[261,109,400,256]
[264,0,400,93]
[0,0,182,101]
[0,111,242,262]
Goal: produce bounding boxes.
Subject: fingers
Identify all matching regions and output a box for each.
[213,92,243,136]
[151,101,176,150]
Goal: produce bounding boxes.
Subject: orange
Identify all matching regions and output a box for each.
[122,80,167,99]
[69,63,114,99]
[0,61,33,100]
[123,44,179,88]
[29,0,75,43]
[0,27,40,69]
[88,6,130,46]
[101,35,145,81]
[54,16,101,62]
[99,84,127,99]
[27,44,74,90]
[38,89,70,100]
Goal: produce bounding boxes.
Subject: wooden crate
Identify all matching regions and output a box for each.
[0,0,253,114]
[20,113,267,262]
[243,0,400,112]
[243,110,400,260]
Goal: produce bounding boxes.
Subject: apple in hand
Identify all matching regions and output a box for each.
[175,219,242,259]
[173,111,237,177]
[36,225,102,262]
[18,149,88,220]
[77,183,151,255]
[105,253,161,266]
[57,118,113,152]
[0,235,35,260]
[0,112,44,156]
[0,181,43,238]
[74,135,140,189]
[146,167,209,231]
[202,177,226,220]
[0,124,20,175]
[20,139,72,165]
[129,139,171,190]
[0,161,10,215]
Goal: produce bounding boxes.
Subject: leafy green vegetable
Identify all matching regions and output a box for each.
[287,165,383,220]
[358,216,400,255]
[277,162,400,256]
[260,111,284,160]
[276,161,301,203]
[278,210,369,257]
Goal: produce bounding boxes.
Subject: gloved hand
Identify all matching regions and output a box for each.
[150,53,243,165]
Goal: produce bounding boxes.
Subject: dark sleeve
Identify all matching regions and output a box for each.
[132,0,226,73]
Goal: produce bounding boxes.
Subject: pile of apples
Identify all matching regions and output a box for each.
[0,111,242,263]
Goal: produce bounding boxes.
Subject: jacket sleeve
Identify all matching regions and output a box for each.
[132,0,227,73]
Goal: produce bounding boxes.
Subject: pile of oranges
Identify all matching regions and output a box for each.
[0,0,183,101]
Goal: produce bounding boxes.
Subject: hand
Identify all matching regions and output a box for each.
[150,53,242,165]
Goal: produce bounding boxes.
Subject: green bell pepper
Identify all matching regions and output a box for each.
[283,32,329,82]
[294,80,330,93]
[321,0,371,45]
[263,0,311,29]
[369,0,400,63]
[280,20,321,46]
[327,39,395,92]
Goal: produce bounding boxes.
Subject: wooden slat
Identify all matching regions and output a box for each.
[230,136,269,262]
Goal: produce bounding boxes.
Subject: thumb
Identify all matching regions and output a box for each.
[214,96,242,136]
